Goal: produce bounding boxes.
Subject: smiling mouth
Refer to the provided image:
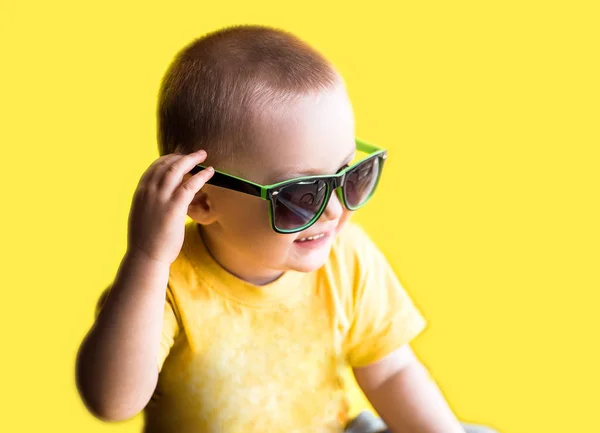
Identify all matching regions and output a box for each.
[295,233,326,242]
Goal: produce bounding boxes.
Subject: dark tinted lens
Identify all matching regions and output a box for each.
[273,180,328,231]
[344,157,380,208]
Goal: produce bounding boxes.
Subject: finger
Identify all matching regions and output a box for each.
[146,152,193,186]
[171,166,215,209]
[155,149,208,194]
[139,153,182,187]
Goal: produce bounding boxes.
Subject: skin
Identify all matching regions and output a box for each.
[76,76,463,432]
[186,78,356,284]
[76,150,216,420]
[355,345,465,433]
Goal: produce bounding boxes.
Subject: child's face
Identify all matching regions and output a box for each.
[189,79,356,282]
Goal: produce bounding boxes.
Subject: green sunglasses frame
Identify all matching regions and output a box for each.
[189,138,387,234]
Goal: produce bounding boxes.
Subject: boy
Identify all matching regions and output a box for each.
[76,25,498,433]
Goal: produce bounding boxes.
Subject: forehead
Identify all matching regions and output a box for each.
[246,83,356,184]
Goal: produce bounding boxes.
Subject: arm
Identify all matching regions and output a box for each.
[75,149,214,421]
[75,251,170,421]
[353,344,464,433]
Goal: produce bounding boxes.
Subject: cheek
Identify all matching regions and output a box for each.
[232,203,297,256]
[217,195,300,259]
[336,209,353,232]
[220,196,275,239]
[232,216,297,264]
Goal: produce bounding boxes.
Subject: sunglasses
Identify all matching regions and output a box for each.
[189,138,387,234]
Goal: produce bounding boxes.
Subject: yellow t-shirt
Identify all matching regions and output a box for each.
[96,221,426,433]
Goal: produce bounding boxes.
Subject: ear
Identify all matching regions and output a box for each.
[183,174,218,224]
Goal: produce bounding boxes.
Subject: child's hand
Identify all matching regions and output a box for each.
[126,149,214,265]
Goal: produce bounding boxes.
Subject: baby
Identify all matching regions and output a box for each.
[76,25,498,433]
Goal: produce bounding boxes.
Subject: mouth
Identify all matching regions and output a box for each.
[295,233,327,243]
[293,227,337,249]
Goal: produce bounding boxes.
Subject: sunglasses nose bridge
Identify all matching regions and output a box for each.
[332,174,345,190]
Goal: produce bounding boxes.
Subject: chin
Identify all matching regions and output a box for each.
[289,248,333,273]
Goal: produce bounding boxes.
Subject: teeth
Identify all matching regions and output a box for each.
[297,233,325,242]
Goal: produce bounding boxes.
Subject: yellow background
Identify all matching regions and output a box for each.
[1,1,598,432]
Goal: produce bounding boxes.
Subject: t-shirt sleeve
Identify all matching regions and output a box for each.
[94,283,180,372]
[342,225,427,368]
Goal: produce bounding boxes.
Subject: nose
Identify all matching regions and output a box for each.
[320,189,344,222]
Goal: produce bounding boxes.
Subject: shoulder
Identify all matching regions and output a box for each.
[169,221,210,285]
[319,221,384,300]
[327,221,384,275]
[332,221,372,254]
